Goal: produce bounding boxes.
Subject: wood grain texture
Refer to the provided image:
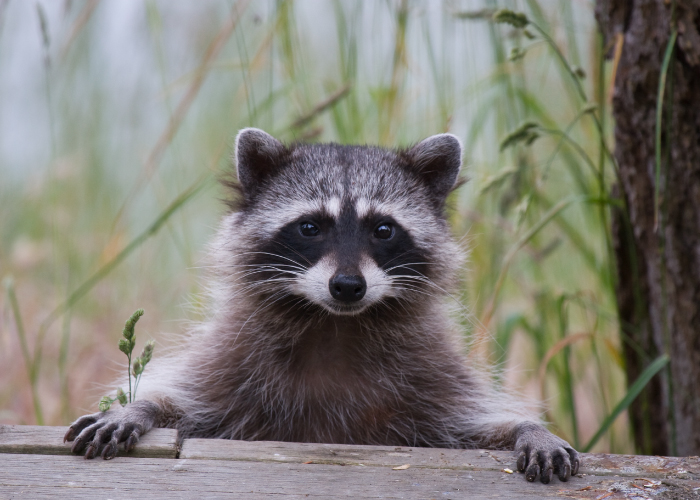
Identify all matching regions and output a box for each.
[1,453,698,500]
[181,438,700,478]
[2,427,699,498]
[0,425,178,458]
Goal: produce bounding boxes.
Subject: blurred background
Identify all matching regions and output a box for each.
[0,0,624,452]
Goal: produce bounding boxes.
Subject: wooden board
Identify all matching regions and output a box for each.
[1,426,699,499]
[1,453,699,499]
[181,437,700,478]
[0,425,178,458]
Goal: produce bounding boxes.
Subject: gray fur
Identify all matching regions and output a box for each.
[66,129,579,482]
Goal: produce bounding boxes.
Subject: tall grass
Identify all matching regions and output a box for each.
[0,1,632,453]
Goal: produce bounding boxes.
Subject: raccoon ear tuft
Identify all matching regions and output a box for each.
[234,128,286,194]
[406,133,463,202]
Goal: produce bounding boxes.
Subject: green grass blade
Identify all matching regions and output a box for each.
[582,354,670,452]
[529,21,587,103]
[556,296,579,449]
[3,277,44,425]
[654,30,677,231]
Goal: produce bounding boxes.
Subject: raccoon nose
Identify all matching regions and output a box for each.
[329,274,367,302]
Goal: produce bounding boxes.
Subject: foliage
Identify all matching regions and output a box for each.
[98,309,154,412]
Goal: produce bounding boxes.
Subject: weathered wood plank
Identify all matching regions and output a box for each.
[181,438,508,470]
[1,453,697,499]
[0,425,178,458]
[181,438,700,479]
[2,426,698,499]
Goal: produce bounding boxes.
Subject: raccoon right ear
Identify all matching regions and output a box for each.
[406,133,463,203]
[234,128,287,194]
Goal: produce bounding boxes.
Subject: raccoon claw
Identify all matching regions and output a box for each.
[64,401,159,459]
[63,413,98,443]
[124,429,141,452]
[514,423,580,483]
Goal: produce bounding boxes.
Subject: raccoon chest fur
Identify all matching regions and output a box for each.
[192,316,446,445]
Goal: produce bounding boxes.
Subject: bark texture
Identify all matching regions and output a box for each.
[597,0,700,456]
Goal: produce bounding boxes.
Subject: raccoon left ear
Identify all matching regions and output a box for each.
[234,128,287,195]
[406,133,463,202]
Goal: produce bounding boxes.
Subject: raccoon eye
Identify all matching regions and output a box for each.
[299,221,320,237]
[373,223,394,240]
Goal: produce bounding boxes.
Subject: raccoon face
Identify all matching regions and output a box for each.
[228,128,463,316]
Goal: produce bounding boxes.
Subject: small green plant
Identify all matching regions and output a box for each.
[99,309,155,412]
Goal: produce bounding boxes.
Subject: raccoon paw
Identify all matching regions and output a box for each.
[64,400,161,460]
[513,422,580,484]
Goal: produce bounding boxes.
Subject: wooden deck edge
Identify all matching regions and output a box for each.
[0,425,178,458]
[1,425,698,483]
[3,453,698,499]
[180,437,700,480]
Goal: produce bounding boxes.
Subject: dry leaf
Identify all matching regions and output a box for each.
[303,460,313,464]
[392,464,411,470]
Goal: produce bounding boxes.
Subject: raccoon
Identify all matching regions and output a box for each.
[65,128,580,483]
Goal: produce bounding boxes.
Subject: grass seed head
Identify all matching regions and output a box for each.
[492,9,529,29]
[122,309,144,341]
[98,396,113,412]
[118,338,133,355]
[116,387,128,407]
[500,121,540,151]
[140,340,155,365]
[509,47,526,61]
[132,358,142,377]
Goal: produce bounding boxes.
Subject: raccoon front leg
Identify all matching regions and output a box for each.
[64,400,162,459]
[512,422,580,483]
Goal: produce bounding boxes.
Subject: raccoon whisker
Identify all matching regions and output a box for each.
[189,263,302,272]
[198,262,309,274]
[383,262,430,273]
[391,284,437,297]
[223,270,298,283]
[241,278,299,288]
[389,272,455,297]
[232,266,303,280]
[257,265,305,275]
[214,266,306,286]
[380,248,427,269]
[396,282,466,312]
[250,263,308,275]
[221,278,297,305]
[230,251,310,271]
[212,263,309,274]
[268,239,314,267]
[229,273,297,287]
[233,268,305,281]
[390,275,470,315]
[389,275,434,285]
[200,272,300,295]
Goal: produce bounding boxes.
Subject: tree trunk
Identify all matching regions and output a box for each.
[596,0,700,456]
